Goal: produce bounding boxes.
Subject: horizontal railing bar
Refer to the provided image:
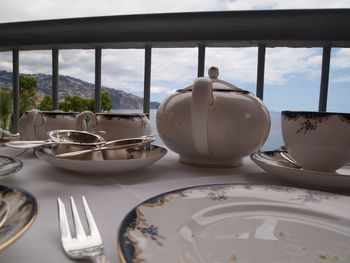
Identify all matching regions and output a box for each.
[1,9,350,51]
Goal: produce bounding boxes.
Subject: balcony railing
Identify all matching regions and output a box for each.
[0,9,350,132]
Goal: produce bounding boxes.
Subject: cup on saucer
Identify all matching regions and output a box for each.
[281,110,350,173]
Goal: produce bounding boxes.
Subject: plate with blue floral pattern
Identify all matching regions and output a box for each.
[0,184,38,250]
[118,184,350,263]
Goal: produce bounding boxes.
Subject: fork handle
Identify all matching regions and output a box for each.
[90,254,110,263]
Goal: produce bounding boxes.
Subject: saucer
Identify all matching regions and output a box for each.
[251,151,350,192]
[35,144,167,174]
[0,155,23,179]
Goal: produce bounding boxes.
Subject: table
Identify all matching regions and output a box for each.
[0,147,301,263]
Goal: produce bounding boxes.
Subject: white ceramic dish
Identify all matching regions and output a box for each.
[0,200,8,228]
[0,184,38,250]
[35,144,167,174]
[251,151,350,191]
[0,155,23,179]
[118,184,350,263]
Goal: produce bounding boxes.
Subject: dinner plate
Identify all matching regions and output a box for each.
[118,184,350,263]
[0,155,23,179]
[251,151,350,191]
[0,200,8,228]
[35,144,167,174]
[0,184,38,250]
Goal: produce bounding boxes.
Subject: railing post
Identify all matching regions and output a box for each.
[12,50,19,133]
[256,45,266,100]
[318,46,331,112]
[95,48,102,113]
[52,49,59,110]
[143,46,152,118]
[198,45,206,77]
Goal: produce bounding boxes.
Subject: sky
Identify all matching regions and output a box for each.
[0,0,349,113]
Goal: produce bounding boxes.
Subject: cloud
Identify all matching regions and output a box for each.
[331,48,350,69]
[264,48,322,85]
[1,0,350,23]
[224,0,350,10]
[330,75,350,84]
[0,0,224,23]
[151,86,176,94]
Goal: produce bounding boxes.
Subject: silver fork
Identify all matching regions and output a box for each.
[57,196,110,263]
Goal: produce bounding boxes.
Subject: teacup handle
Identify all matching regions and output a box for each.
[76,111,98,131]
[191,77,215,155]
[19,109,43,140]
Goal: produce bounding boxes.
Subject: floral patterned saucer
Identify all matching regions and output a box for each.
[0,184,38,250]
[251,151,350,192]
[118,184,350,263]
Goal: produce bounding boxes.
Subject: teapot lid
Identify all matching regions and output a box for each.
[177,66,249,94]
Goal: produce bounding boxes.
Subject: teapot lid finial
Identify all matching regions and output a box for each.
[208,66,219,79]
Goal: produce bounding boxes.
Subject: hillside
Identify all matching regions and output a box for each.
[0,70,160,109]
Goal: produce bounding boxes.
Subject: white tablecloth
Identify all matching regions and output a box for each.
[0,147,297,263]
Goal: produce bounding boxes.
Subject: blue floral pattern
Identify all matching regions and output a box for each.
[296,118,318,134]
[207,191,228,201]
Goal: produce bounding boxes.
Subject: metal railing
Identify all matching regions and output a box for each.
[0,9,350,132]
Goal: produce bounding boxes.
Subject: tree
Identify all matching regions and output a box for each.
[19,75,37,116]
[0,90,13,130]
[59,96,95,112]
[36,93,112,113]
[101,91,112,112]
[38,95,52,111]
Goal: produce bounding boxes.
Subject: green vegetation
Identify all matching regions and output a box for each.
[101,91,112,111]
[0,74,113,130]
[38,91,112,112]
[19,75,37,116]
[0,90,13,130]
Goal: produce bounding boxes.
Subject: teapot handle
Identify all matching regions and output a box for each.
[191,77,214,155]
[76,111,98,131]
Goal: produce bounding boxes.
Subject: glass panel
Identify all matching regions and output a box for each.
[102,49,144,113]
[205,47,258,94]
[151,48,197,103]
[328,48,350,113]
[150,48,197,144]
[263,47,322,150]
[0,51,13,130]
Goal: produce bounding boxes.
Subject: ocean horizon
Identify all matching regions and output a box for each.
[113,109,283,151]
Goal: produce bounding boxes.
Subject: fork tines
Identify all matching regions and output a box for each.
[57,196,104,257]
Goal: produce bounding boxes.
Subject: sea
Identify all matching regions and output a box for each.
[113,109,284,151]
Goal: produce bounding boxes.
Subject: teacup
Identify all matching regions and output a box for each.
[77,112,152,141]
[281,110,350,172]
[19,110,90,140]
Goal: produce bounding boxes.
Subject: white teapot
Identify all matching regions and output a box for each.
[156,66,271,167]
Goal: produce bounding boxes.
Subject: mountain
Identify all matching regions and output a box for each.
[0,70,160,109]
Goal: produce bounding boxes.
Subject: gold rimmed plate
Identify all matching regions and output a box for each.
[0,184,38,250]
[117,184,350,263]
[251,151,350,192]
